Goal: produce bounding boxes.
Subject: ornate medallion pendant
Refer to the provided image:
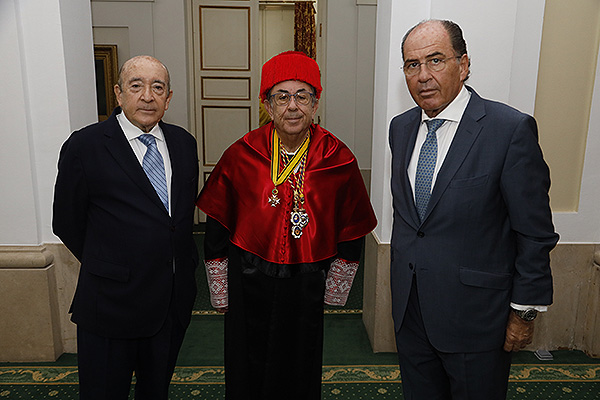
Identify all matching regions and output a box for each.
[291,209,309,238]
[268,188,280,207]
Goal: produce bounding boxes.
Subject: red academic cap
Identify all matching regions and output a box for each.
[260,51,322,101]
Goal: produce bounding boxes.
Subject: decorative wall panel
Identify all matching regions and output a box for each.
[202,106,251,165]
[199,7,250,70]
[201,77,251,100]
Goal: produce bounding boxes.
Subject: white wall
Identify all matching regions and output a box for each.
[370,0,547,243]
[7,0,598,246]
[91,0,190,130]
[0,0,39,245]
[2,0,191,246]
[0,0,97,245]
[322,0,377,170]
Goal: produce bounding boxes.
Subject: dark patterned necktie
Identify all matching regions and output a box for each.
[415,119,444,221]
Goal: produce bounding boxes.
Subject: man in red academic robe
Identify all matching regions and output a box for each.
[196,51,377,400]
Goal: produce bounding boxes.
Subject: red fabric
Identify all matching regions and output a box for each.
[260,51,322,101]
[196,122,377,265]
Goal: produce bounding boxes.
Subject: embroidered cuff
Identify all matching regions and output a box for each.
[205,257,228,309]
[324,258,359,306]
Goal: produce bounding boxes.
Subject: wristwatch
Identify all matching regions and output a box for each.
[512,308,538,321]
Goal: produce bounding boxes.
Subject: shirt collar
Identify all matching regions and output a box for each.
[116,110,165,142]
[420,85,471,124]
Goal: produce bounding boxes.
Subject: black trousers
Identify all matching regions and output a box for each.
[395,275,511,400]
[76,293,187,400]
[224,249,326,400]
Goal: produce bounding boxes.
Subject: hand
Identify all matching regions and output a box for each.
[215,307,228,314]
[503,310,534,352]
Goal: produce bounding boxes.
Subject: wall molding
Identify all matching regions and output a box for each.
[0,245,54,269]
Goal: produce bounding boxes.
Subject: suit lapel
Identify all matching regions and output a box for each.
[103,111,170,215]
[424,88,485,222]
[402,115,422,227]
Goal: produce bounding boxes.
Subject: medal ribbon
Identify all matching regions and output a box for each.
[270,129,310,186]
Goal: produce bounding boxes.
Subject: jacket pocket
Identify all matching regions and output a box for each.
[85,257,130,282]
[459,267,511,290]
[449,174,488,188]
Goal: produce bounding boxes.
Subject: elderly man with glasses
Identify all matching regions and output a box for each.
[196,51,377,400]
[389,20,558,399]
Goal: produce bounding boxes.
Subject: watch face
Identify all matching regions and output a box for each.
[519,309,538,321]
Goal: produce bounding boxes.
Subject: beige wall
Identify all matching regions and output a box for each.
[0,247,61,361]
[534,244,600,354]
[536,0,600,212]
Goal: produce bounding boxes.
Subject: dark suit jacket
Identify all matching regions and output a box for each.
[53,108,199,339]
[389,87,558,353]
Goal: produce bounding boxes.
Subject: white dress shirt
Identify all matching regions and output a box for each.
[117,112,173,215]
[407,85,471,197]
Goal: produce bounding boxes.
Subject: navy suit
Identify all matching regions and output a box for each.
[389,87,558,397]
[53,108,199,397]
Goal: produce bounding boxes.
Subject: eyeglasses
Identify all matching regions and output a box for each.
[269,91,315,107]
[403,56,462,76]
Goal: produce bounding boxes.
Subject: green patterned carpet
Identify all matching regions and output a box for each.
[1,352,599,399]
[1,315,599,400]
[2,231,598,399]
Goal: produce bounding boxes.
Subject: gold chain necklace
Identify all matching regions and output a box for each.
[281,149,309,238]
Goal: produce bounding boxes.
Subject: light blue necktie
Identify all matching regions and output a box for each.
[415,119,445,221]
[138,134,169,212]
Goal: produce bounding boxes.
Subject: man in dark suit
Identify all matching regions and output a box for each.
[53,55,199,400]
[389,20,558,399]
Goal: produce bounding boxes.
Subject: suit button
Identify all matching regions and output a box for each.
[170,225,176,232]
[409,263,414,270]
[417,231,425,238]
